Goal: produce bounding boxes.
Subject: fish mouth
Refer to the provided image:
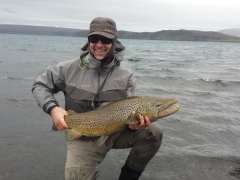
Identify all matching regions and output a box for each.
[158,98,180,118]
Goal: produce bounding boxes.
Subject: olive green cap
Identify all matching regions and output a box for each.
[88,17,117,39]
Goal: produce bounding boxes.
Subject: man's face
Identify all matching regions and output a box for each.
[88,35,113,60]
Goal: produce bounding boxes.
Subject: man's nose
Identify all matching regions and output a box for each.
[96,40,103,46]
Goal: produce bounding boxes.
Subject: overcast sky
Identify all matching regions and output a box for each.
[1,0,240,32]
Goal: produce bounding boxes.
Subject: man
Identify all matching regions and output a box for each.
[32,17,163,180]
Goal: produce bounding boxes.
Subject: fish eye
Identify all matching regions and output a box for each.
[155,102,161,107]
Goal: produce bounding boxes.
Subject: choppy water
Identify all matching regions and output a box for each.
[0,34,240,180]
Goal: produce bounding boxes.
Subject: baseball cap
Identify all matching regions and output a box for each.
[88,17,117,39]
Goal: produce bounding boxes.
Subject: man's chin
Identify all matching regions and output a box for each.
[94,55,105,61]
[95,55,105,60]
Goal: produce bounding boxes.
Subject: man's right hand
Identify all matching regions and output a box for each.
[50,107,69,131]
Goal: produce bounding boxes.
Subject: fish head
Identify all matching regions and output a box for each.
[136,96,179,122]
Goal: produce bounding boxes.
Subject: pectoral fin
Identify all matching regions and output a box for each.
[65,128,82,141]
[126,113,140,124]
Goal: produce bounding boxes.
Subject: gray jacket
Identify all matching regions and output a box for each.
[32,41,136,114]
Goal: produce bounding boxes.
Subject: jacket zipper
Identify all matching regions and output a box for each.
[91,60,117,109]
[91,67,101,109]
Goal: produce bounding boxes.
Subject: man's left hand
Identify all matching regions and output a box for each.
[128,111,150,130]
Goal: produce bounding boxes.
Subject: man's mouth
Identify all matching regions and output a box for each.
[96,49,105,53]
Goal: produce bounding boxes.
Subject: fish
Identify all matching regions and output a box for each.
[64,96,179,146]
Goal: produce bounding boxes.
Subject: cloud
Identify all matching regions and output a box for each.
[0,0,240,31]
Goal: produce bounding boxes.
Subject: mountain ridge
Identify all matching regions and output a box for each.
[1,24,240,42]
[0,24,81,36]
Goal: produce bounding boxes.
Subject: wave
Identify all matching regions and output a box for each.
[180,90,215,96]
[127,58,143,62]
[5,98,19,103]
[24,77,35,79]
[1,77,23,80]
[1,76,36,80]
[141,50,151,52]
[200,78,224,83]
[136,74,185,82]
[1,98,37,109]
[198,78,240,86]
[156,67,175,73]
[172,59,197,64]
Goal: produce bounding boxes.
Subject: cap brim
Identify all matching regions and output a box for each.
[88,31,115,39]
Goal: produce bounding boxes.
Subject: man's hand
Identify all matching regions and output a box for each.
[128,111,150,131]
[50,107,69,131]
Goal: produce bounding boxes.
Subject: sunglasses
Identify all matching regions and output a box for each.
[88,35,113,44]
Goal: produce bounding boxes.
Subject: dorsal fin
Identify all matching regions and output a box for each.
[67,110,77,115]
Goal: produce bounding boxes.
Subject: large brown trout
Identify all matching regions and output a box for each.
[64,96,179,145]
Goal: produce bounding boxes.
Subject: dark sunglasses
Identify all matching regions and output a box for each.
[88,35,113,44]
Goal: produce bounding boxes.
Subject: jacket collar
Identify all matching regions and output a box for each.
[87,53,115,71]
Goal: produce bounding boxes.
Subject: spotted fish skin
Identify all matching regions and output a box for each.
[64,96,179,142]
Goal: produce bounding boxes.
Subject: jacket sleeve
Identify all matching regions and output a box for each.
[31,64,66,114]
[126,73,136,97]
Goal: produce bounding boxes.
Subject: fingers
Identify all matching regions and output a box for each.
[54,118,67,131]
[62,121,69,129]
[51,107,69,131]
[138,114,150,127]
[129,123,141,130]
[128,114,150,131]
[144,116,150,127]
[128,123,144,130]
[58,118,68,131]
[55,123,64,131]
[139,114,144,126]
[128,124,134,129]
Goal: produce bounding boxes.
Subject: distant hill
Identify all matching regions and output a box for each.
[0,24,81,36]
[1,24,240,42]
[74,29,240,42]
[219,28,240,37]
[119,30,240,42]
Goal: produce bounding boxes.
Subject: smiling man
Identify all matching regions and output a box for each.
[32,17,163,180]
[88,34,113,61]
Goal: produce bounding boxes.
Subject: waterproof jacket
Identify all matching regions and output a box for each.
[32,41,136,114]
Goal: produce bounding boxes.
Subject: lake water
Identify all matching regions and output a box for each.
[0,34,240,180]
